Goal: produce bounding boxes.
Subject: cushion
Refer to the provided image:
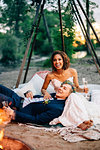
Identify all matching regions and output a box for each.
[32,70,50,79]
[13,80,36,98]
[76,84,100,101]
[14,74,54,98]
[30,73,54,94]
[91,90,100,104]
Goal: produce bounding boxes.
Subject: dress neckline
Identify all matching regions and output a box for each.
[51,77,73,83]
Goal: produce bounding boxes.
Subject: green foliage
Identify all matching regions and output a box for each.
[1,0,33,39]
[0,32,5,54]
[1,0,37,56]
[34,10,60,55]
[43,58,51,68]
[0,34,20,65]
[91,39,96,49]
[52,2,75,59]
[0,0,75,59]
[74,44,86,52]
[83,0,98,23]
[35,2,75,58]
[0,0,97,61]
[96,42,100,48]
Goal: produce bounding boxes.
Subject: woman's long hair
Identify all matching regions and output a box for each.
[51,50,70,71]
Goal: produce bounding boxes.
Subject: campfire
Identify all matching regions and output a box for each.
[0,108,32,150]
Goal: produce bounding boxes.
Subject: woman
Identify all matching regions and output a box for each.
[49,92,95,130]
[41,50,88,100]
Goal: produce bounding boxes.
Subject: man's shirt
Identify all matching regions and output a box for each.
[23,93,65,108]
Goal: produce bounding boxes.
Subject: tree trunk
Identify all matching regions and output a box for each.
[86,0,90,54]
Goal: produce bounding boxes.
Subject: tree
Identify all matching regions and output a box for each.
[0,0,36,55]
[1,0,29,37]
[52,1,75,59]
[34,10,60,55]
[0,0,98,60]
[82,0,98,54]
[0,34,20,65]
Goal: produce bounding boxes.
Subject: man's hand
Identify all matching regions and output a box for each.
[4,106,15,120]
[26,91,33,99]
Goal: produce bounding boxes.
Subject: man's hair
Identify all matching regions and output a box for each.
[51,50,70,71]
[61,80,76,93]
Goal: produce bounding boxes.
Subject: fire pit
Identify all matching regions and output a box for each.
[0,108,33,150]
[0,136,32,150]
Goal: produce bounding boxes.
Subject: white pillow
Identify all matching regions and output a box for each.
[30,74,54,94]
[13,80,36,98]
[14,74,54,98]
[91,90,100,104]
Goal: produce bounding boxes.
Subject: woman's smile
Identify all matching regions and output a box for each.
[55,63,61,68]
[53,54,63,70]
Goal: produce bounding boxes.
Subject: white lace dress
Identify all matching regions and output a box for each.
[50,78,100,127]
[51,77,73,92]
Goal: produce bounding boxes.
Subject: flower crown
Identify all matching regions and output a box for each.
[61,80,76,93]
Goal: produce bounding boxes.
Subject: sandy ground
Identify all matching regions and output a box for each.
[0,56,100,150]
[0,57,100,88]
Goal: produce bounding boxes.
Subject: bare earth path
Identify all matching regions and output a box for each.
[0,57,100,88]
[0,57,100,150]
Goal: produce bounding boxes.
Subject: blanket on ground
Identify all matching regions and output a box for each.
[18,123,100,142]
[13,71,100,142]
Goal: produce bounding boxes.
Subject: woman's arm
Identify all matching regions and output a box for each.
[76,86,88,93]
[41,73,52,99]
[71,68,88,93]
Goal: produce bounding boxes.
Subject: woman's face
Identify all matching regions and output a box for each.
[53,54,63,70]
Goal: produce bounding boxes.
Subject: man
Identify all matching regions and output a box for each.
[0,81,74,125]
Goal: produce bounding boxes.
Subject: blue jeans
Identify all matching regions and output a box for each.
[0,84,22,109]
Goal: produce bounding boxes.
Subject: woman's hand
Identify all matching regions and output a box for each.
[76,87,89,93]
[84,87,89,93]
[26,91,33,99]
[43,92,51,100]
[41,89,51,100]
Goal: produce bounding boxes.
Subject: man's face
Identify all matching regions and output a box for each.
[56,84,72,99]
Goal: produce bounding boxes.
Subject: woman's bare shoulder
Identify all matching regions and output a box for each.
[46,71,54,79]
[68,68,77,75]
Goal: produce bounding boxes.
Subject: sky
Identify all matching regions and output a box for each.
[72,0,100,24]
[46,0,100,24]
[74,0,100,39]
[92,0,100,23]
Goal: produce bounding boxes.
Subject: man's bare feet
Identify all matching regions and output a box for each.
[78,120,93,130]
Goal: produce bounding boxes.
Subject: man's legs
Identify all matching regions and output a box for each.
[14,101,65,125]
[0,85,22,108]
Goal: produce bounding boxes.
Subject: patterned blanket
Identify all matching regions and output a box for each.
[19,123,100,142]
